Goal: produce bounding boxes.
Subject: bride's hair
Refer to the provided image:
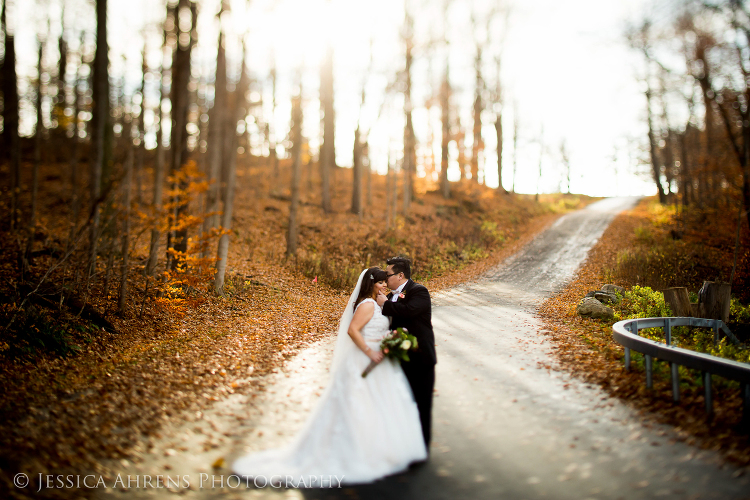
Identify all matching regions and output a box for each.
[354,266,387,311]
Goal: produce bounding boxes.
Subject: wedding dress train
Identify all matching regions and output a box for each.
[232,292,427,486]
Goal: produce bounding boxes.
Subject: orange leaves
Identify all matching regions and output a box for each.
[538,197,750,467]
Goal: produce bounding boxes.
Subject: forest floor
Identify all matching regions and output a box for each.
[537,196,750,467]
[0,157,595,499]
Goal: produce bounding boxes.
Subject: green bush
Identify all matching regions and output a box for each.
[612,286,750,364]
[614,285,672,321]
[730,297,750,324]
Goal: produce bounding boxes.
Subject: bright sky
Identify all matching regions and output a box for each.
[9,0,659,197]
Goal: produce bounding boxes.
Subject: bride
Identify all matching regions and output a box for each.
[232,267,427,485]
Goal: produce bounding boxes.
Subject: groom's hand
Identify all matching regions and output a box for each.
[376,291,387,307]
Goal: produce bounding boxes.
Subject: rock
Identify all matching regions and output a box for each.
[585,291,597,298]
[577,297,615,321]
[601,284,625,295]
[594,291,620,305]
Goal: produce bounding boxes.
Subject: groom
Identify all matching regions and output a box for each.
[377,256,436,451]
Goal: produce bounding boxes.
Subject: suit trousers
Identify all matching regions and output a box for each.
[401,357,435,450]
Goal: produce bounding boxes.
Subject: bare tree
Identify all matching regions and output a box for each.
[286,84,303,258]
[167,0,198,270]
[119,111,134,313]
[402,6,416,211]
[364,138,372,208]
[66,44,83,253]
[351,84,367,217]
[204,29,226,236]
[491,49,507,194]
[55,6,67,133]
[2,0,20,230]
[440,62,451,199]
[471,44,483,184]
[351,127,363,217]
[134,45,147,206]
[319,45,334,213]
[536,127,544,202]
[145,46,168,276]
[25,40,44,276]
[269,61,279,185]
[560,140,571,194]
[645,84,668,204]
[89,0,110,280]
[214,42,249,294]
[512,102,518,193]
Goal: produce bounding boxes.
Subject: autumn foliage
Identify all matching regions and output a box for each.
[538,198,750,466]
[0,154,590,497]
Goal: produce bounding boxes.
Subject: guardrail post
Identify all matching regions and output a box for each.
[624,348,631,371]
[703,372,712,417]
[664,317,671,345]
[671,363,680,402]
[645,355,653,389]
[713,320,719,346]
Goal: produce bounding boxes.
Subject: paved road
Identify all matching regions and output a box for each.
[98,197,750,500]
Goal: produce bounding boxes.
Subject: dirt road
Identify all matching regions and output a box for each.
[93,197,750,500]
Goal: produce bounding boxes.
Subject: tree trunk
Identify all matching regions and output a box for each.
[386,154,393,230]
[645,88,667,204]
[67,54,82,252]
[319,45,334,213]
[742,93,750,231]
[214,43,248,294]
[103,236,115,298]
[168,0,196,270]
[2,0,20,230]
[440,64,451,199]
[90,0,109,280]
[270,64,279,186]
[56,14,67,131]
[134,47,147,206]
[495,112,505,193]
[698,281,731,324]
[146,58,166,277]
[204,30,226,236]
[286,92,303,258]
[471,46,482,184]
[25,42,44,275]
[351,127,362,216]
[403,24,415,211]
[306,156,313,192]
[536,129,543,202]
[560,141,571,194]
[679,128,691,208]
[512,111,518,193]
[119,135,133,313]
[364,139,372,209]
[663,287,692,317]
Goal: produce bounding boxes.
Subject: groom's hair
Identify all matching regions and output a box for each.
[386,256,411,279]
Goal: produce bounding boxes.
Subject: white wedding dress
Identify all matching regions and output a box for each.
[233,275,427,486]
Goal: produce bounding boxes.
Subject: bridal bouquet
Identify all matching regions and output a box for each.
[361,327,419,378]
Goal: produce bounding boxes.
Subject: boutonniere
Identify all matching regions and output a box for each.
[398,293,406,299]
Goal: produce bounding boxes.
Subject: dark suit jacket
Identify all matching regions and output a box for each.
[382,279,436,365]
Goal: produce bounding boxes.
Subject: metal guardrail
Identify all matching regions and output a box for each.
[612,317,750,422]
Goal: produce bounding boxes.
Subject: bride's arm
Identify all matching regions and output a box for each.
[348,302,385,363]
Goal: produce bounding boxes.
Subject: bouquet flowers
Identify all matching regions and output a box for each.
[361,327,418,377]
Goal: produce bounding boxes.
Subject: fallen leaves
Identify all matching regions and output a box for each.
[537,197,750,467]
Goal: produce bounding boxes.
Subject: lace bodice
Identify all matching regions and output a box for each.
[356,298,390,342]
